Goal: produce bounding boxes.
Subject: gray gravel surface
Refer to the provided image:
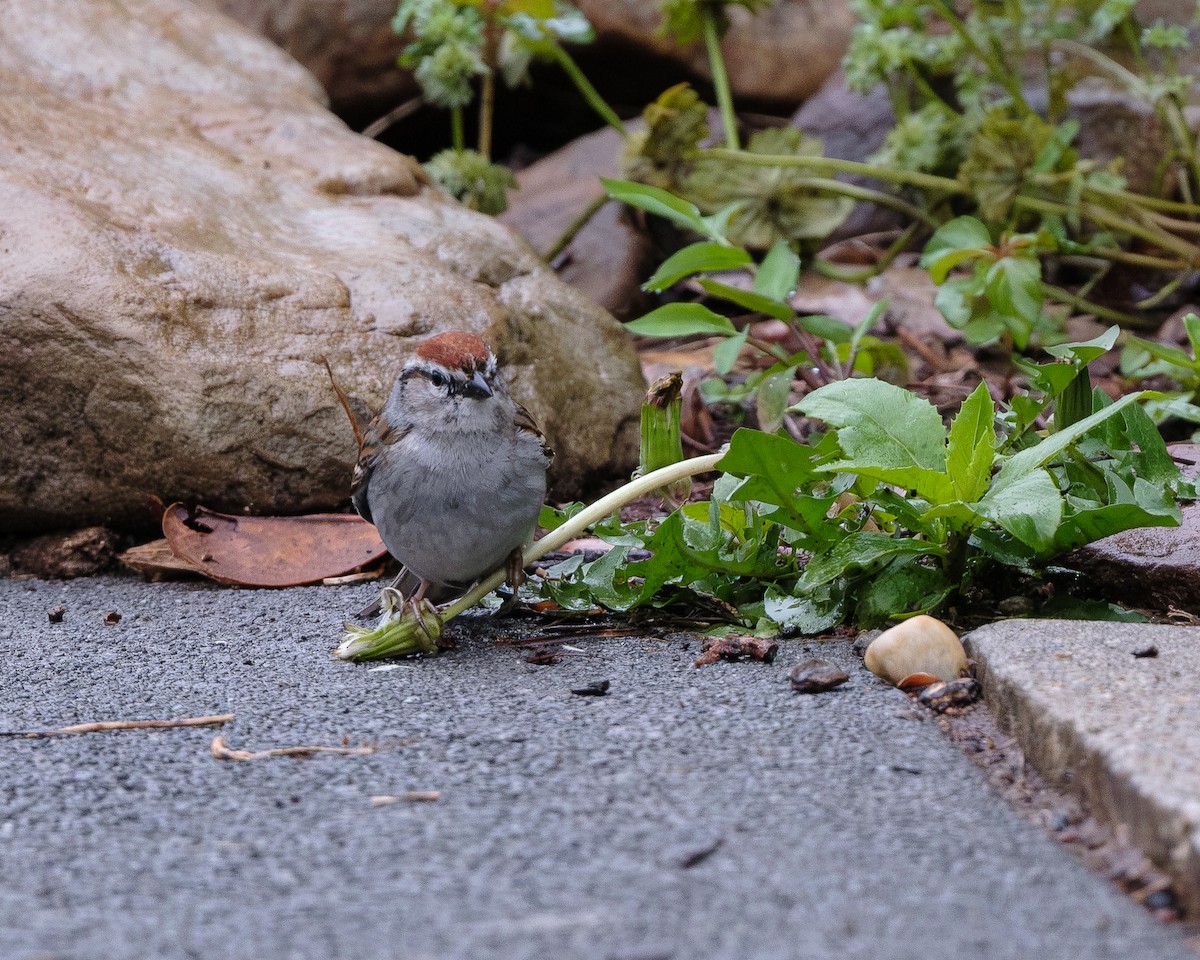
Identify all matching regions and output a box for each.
[0,576,1192,960]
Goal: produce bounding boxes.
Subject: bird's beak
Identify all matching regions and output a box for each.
[460,370,493,400]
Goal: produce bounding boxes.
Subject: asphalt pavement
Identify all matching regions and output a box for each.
[0,575,1193,960]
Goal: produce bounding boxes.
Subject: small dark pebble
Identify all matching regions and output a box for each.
[1143,889,1178,911]
[102,611,122,625]
[47,606,65,624]
[851,631,880,659]
[917,677,981,712]
[788,658,849,694]
[570,680,610,697]
[676,836,724,869]
[1132,645,1159,659]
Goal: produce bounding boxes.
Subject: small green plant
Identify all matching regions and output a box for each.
[393,0,621,213]
[1121,311,1200,434]
[920,215,1060,350]
[603,177,904,429]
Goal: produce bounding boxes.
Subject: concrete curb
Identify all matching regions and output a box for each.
[965,619,1200,915]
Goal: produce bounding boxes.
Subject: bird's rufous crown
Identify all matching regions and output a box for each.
[415,332,493,374]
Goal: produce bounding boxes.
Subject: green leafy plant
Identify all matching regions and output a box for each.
[534,338,1190,634]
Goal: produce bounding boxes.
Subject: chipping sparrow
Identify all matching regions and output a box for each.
[351,331,553,605]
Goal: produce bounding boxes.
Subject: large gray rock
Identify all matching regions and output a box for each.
[0,0,643,535]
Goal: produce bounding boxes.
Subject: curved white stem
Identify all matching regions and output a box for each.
[440,451,727,619]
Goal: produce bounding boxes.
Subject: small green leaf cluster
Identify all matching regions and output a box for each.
[424,147,518,214]
[921,215,1059,349]
[658,0,775,45]
[533,340,1192,631]
[395,0,591,101]
[395,0,487,108]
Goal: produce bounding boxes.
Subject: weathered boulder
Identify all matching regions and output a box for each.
[203,0,854,119]
[0,0,643,536]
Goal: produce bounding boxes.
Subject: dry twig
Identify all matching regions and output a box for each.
[210,735,378,761]
[0,713,234,739]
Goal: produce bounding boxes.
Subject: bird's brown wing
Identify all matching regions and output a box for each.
[350,417,411,525]
[514,402,554,463]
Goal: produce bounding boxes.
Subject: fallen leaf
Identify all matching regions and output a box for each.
[161,503,387,588]
[896,672,941,691]
[118,539,206,579]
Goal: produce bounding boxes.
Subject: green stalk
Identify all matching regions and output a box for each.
[451,106,465,152]
[700,147,967,195]
[812,223,924,283]
[701,11,739,150]
[1043,284,1158,331]
[1013,194,1200,265]
[788,176,941,230]
[639,374,691,505]
[541,194,610,262]
[479,69,495,160]
[545,43,627,138]
[335,452,727,660]
[478,15,501,160]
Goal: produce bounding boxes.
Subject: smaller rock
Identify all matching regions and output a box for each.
[570,680,610,697]
[1132,644,1159,659]
[788,658,849,694]
[103,611,122,626]
[48,606,66,624]
[11,527,117,579]
[863,615,967,686]
[917,678,982,713]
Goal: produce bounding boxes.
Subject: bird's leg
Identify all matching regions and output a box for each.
[495,546,526,617]
[407,579,444,639]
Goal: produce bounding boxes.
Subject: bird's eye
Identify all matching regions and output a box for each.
[428,370,447,388]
